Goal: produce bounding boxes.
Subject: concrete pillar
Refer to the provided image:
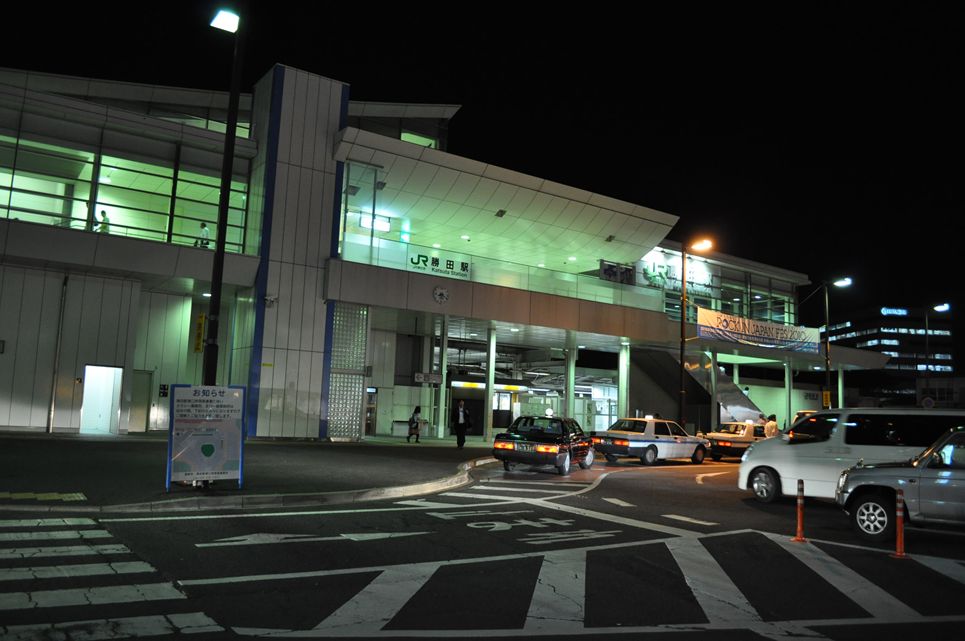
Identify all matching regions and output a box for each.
[784,360,793,431]
[435,315,449,439]
[618,343,630,418]
[837,369,845,409]
[733,362,740,386]
[484,326,496,442]
[709,352,719,433]
[565,343,577,419]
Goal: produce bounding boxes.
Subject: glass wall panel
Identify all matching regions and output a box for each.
[95,154,171,240]
[7,138,94,229]
[174,168,248,252]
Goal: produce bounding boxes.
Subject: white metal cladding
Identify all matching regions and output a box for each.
[327,302,368,440]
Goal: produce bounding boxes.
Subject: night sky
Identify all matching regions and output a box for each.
[3,3,962,348]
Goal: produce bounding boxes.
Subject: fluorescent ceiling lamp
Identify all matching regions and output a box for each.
[210,9,240,33]
[460,234,470,240]
[432,243,441,248]
[359,214,390,232]
[202,293,212,297]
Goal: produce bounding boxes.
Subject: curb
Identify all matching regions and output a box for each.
[0,457,499,514]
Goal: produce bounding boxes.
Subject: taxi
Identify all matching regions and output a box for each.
[703,420,767,461]
[592,416,710,465]
[492,410,594,475]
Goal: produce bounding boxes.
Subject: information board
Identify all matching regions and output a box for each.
[166,385,246,490]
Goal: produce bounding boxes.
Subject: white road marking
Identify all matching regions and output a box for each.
[0,518,96,528]
[915,554,965,585]
[1,612,222,640]
[393,500,466,508]
[696,471,730,484]
[483,480,592,488]
[472,486,565,494]
[526,499,699,538]
[525,548,587,632]
[661,514,718,526]
[310,563,439,634]
[666,536,761,623]
[602,498,635,507]
[0,582,184,610]
[441,492,542,501]
[196,531,430,548]
[0,561,155,582]
[763,532,920,620]
[0,530,111,542]
[0,544,131,560]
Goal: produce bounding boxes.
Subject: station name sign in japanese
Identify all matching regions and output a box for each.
[166,385,246,490]
[406,247,471,280]
[697,307,820,353]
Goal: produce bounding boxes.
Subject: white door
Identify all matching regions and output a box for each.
[80,366,123,434]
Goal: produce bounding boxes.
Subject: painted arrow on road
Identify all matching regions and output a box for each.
[196,531,431,548]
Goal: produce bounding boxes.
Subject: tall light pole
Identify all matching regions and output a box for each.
[203,8,243,386]
[810,276,851,409]
[679,238,713,431]
[924,303,950,393]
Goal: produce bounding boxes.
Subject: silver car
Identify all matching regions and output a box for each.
[835,426,965,541]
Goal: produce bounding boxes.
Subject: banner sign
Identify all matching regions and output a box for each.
[406,247,471,280]
[166,385,246,490]
[697,307,820,353]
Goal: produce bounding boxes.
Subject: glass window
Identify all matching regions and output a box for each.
[401,131,438,149]
[668,423,688,437]
[174,168,248,252]
[510,417,563,436]
[788,413,839,444]
[7,138,94,229]
[845,414,963,448]
[654,423,671,436]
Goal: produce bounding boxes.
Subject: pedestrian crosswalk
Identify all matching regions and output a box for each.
[218,528,965,637]
[0,516,222,640]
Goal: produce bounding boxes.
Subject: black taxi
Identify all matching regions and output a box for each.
[492,411,594,475]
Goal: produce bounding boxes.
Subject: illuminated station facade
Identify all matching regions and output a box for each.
[0,65,885,439]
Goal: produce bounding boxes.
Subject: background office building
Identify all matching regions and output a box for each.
[0,65,882,440]
[828,305,956,407]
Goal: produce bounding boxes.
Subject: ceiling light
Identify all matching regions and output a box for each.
[495,209,506,218]
[568,256,576,261]
[460,235,470,240]
[202,292,212,298]
[375,181,387,190]
[510,328,520,332]
[605,235,615,242]
[432,243,441,248]
[578,345,586,349]
[345,185,359,196]
[537,263,545,268]
[469,333,477,337]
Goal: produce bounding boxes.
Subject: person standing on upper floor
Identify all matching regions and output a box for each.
[95,210,110,234]
[451,399,472,449]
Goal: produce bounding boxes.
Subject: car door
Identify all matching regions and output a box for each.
[566,420,589,461]
[917,432,965,523]
[653,422,674,458]
[668,421,693,458]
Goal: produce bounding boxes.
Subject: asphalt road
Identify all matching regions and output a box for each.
[3,459,965,639]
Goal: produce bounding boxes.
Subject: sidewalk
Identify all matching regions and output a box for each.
[0,432,496,514]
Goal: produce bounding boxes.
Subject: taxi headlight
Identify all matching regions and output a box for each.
[740,443,754,463]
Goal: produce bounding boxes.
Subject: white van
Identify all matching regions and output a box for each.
[738,408,965,502]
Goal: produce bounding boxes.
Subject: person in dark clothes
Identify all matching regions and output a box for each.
[451,399,472,449]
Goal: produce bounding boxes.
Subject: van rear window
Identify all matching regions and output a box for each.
[844,414,964,447]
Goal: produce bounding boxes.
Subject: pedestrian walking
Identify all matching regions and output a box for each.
[451,399,471,449]
[407,405,422,443]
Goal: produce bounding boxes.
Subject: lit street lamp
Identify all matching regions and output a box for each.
[679,238,713,431]
[924,302,950,390]
[203,8,243,386]
[802,277,852,409]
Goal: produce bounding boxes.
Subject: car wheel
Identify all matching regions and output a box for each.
[691,446,706,464]
[579,448,595,469]
[557,453,571,476]
[605,454,618,463]
[750,467,781,503]
[851,490,896,542]
[502,461,514,471]
[711,454,723,462]
[640,446,658,466]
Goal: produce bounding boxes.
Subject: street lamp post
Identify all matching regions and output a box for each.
[679,238,713,431]
[924,303,950,393]
[802,277,851,409]
[203,9,243,386]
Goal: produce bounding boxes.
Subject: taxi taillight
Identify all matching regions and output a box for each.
[717,440,732,447]
[494,441,515,450]
[591,436,603,444]
[536,444,559,453]
[613,438,630,447]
